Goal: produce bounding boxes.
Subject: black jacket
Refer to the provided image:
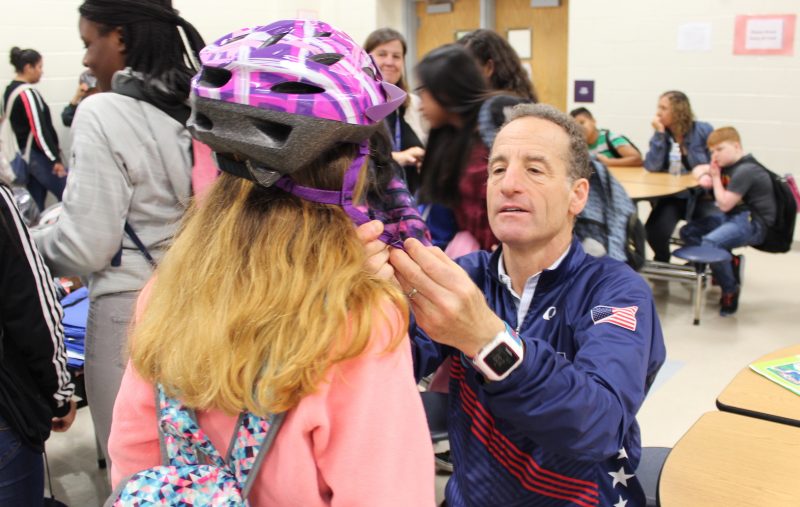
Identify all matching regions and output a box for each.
[0,183,73,450]
[3,80,62,163]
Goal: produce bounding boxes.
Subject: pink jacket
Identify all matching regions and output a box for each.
[109,301,435,506]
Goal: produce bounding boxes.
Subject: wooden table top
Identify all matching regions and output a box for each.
[608,166,698,200]
[659,411,800,506]
[716,344,800,427]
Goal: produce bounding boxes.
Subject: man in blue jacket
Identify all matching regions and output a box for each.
[391,103,666,507]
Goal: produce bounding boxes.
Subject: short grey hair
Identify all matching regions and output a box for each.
[502,103,592,182]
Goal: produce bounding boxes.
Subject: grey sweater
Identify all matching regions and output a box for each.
[33,75,192,299]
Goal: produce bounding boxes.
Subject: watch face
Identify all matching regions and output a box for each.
[484,343,520,375]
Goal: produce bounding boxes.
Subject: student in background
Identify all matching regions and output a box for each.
[364,28,428,194]
[4,47,67,210]
[33,0,205,468]
[0,182,75,506]
[416,44,528,253]
[643,90,716,263]
[61,70,98,127]
[681,127,775,316]
[570,106,643,167]
[457,29,538,103]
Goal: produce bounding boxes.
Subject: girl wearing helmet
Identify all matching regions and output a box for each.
[107,20,436,505]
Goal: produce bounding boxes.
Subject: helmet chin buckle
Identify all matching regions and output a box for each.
[246,160,282,187]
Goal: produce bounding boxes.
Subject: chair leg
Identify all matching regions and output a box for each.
[692,263,705,325]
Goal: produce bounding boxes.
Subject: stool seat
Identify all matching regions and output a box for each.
[672,245,731,264]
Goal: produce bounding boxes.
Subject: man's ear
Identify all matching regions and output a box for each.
[569,177,590,217]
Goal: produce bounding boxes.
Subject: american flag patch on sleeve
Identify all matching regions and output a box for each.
[590,305,638,331]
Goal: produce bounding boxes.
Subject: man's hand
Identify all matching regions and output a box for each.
[391,146,425,168]
[51,399,77,432]
[356,220,395,281]
[52,162,67,178]
[651,117,665,133]
[390,238,504,357]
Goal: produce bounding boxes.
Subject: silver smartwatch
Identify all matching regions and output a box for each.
[471,322,524,381]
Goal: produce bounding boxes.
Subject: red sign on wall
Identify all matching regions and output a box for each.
[734,14,796,56]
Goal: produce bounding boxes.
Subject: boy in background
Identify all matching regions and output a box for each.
[570,107,643,166]
[681,127,776,316]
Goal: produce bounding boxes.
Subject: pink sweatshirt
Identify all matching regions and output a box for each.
[108,301,435,506]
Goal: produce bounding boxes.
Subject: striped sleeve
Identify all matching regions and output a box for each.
[19,88,59,162]
[0,185,73,412]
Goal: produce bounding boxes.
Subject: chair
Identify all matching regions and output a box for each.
[637,446,671,507]
[672,246,731,325]
[420,391,449,443]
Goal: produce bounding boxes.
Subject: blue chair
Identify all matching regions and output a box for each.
[672,246,731,325]
[420,391,449,443]
[638,446,671,507]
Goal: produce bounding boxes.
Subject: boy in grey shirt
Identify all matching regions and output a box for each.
[680,126,776,316]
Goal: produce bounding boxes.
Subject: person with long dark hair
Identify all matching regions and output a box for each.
[416,44,527,253]
[32,0,205,467]
[364,28,428,194]
[643,90,716,263]
[457,29,538,102]
[4,47,67,210]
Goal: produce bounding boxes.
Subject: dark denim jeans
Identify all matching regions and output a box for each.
[25,149,66,212]
[0,416,44,506]
[680,211,765,293]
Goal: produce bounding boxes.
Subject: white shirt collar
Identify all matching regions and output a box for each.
[497,245,571,328]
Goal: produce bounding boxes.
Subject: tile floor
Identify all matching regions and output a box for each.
[45,241,800,506]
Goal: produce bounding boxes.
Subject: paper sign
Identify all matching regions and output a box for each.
[507,29,532,59]
[734,14,796,56]
[677,22,712,52]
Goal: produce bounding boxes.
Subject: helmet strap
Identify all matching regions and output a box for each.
[273,142,397,246]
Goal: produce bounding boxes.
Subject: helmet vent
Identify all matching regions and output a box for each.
[220,33,249,46]
[193,113,213,131]
[362,67,376,79]
[260,32,289,48]
[314,31,333,37]
[271,82,325,95]
[310,53,343,66]
[199,66,233,88]
[253,120,292,147]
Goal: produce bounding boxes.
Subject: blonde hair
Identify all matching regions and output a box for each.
[130,146,408,415]
[707,126,741,148]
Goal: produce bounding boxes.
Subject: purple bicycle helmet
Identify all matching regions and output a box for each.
[188,19,405,179]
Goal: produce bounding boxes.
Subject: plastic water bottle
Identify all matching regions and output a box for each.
[668,141,682,177]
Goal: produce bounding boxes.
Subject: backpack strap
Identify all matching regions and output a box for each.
[156,384,225,467]
[2,84,34,161]
[226,410,287,499]
[155,383,286,500]
[601,129,621,159]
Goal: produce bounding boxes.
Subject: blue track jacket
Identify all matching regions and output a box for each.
[413,239,666,507]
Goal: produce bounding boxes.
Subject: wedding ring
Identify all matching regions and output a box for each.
[407,287,419,299]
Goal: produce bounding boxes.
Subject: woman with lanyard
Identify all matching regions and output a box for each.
[364,28,429,194]
[32,0,204,468]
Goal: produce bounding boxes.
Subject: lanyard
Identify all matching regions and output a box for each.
[392,113,402,152]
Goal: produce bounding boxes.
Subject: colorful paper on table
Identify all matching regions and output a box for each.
[749,354,800,396]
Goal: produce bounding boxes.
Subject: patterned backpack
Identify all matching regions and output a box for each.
[106,385,285,506]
